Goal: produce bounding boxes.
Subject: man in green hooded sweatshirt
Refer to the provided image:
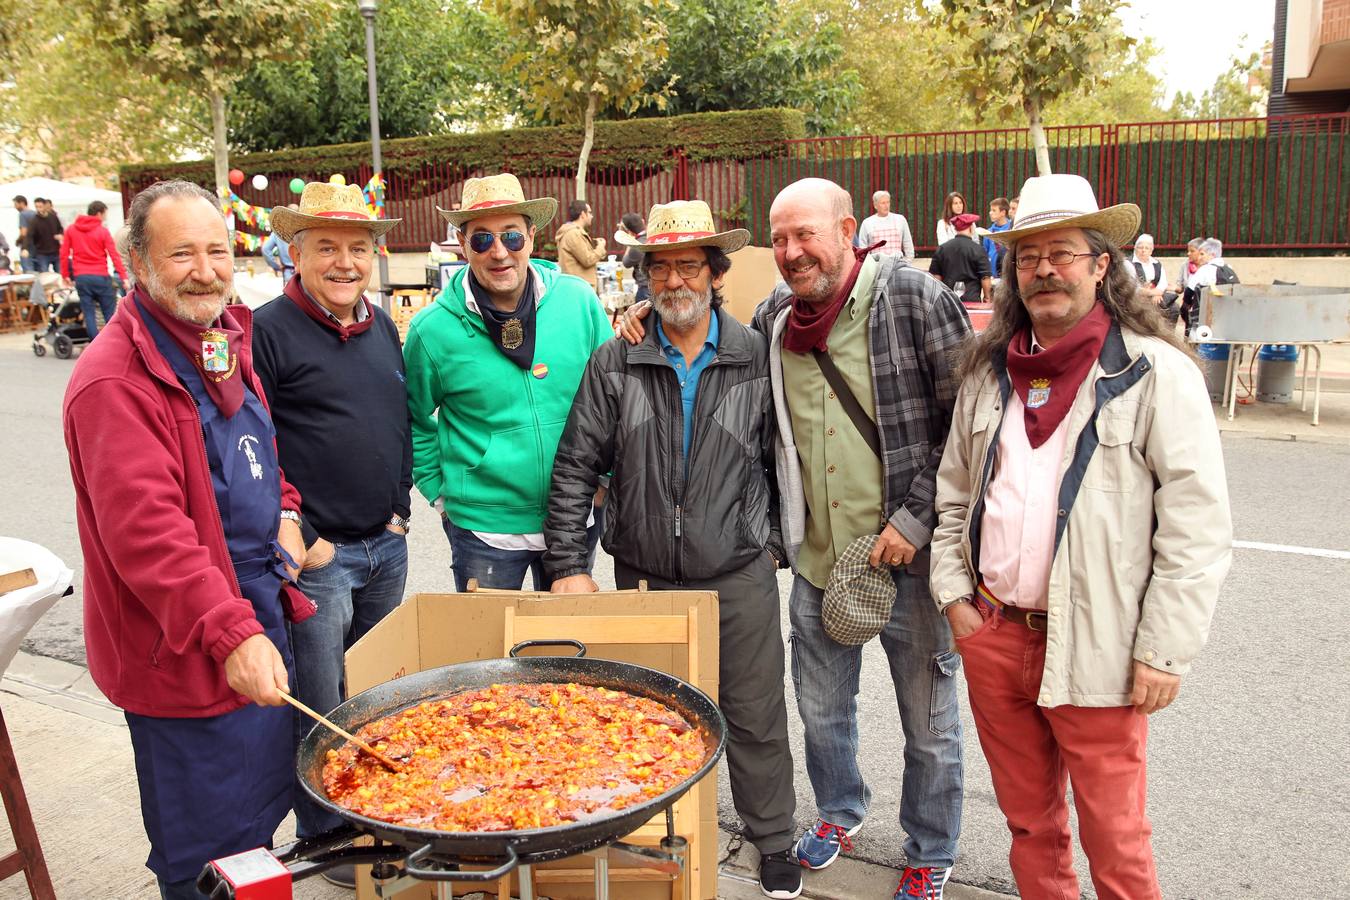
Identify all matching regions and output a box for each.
[404,174,611,590]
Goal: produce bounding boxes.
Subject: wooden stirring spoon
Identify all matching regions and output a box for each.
[280,690,404,773]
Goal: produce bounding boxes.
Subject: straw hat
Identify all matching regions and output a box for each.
[437,173,558,229]
[632,200,749,254]
[269,182,400,243]
[990,174,1140,248]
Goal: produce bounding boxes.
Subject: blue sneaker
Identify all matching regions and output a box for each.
[792,818,861,870]
[894,865,951,899]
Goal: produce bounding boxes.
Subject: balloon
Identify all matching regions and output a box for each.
[289,178,306,194]
[251,174,269,190]
[228,168,245,187]
[328,173,347,186]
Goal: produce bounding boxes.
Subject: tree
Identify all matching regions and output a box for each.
[0,11,209,183]
[229,0,530,151]
[1168,43,1271,120]
[631,0,860,135]
[489,0,676,199]
[939,0,1135,175]
[78,0,335,199]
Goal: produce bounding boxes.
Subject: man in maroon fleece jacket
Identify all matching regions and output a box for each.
[59,200,128,339]
[63,180,311,899]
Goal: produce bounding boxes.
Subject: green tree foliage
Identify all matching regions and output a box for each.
[630,0,860,135]
[489,0,676,199]
[228,0,528,151]
[78,0,335,198]
[938,0,1136,174]
[1168,43,1271,120]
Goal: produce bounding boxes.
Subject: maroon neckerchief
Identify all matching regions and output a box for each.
[1005,301,1111,448]
[135,286,246,418]
[283,275,376,343]
[782,243,883,353]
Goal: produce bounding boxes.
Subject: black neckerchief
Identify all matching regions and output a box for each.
[470,269,537,369]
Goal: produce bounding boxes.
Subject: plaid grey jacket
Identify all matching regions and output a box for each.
[751,255,971,568]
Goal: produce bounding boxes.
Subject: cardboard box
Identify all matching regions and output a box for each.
[348,589,721,900]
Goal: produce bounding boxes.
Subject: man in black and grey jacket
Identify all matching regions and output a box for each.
[545,200,802,900]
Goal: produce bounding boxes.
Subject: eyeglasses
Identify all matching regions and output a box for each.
[647,260,709,281]
[1014,250,1097,271]
[467,230,528,254]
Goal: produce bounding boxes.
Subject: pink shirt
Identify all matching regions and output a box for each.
[978,391,1073,610]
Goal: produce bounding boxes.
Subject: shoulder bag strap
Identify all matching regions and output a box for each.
[811,348,881,459]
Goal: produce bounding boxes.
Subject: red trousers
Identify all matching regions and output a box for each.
[957,607,1160,900]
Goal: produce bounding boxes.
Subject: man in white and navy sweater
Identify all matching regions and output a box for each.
[250,183,412,885]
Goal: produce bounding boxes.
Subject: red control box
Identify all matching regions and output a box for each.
[202,847,292,900]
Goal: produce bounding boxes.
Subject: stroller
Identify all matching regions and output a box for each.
[32,287,91,359]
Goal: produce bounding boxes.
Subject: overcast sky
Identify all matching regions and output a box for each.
[1121,0,1277,100]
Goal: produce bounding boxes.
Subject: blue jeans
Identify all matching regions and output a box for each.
[29,253,58,273]
[291,527,408,836]
[788,569,963,869]
[74,274,119,338]
[441,507,604,591]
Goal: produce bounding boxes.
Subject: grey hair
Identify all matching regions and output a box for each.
[872,190,890,203]
[1136,233,1155,247]
[1187,236,1205,251]
[125,180,220,260]
[1201,237,1223,258]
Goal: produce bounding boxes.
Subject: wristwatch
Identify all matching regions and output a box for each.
[279,510,301,524]
[388,514,412,532]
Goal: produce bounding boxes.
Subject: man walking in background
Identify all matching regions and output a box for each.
[60,200,128,340]
[28,198,64,274]
[929,212,992,304]
[555,198,607,292]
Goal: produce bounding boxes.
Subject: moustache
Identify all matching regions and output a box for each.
[1022,276,1070,298]
[175,278,229,297]
[324,270,361,282]
[653,287,702,305]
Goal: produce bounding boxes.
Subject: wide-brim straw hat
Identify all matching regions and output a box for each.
[990,174,1140,248]
[437,173,558,229]
[269,182,401,243]
[632,200,749,254]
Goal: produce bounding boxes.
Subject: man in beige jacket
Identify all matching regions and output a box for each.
[930,174,1231,900]
[555,199,606,292]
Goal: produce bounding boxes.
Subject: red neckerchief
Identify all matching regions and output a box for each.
[1187,261,1198,275]
[782,243,882,353]
[1005,302,1111,448]
[135,286,246,418]
[283,274,376,343]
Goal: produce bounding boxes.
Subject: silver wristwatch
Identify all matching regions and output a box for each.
[279,510,301,524]
[388,514,411,532]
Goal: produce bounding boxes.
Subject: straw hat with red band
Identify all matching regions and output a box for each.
[989,174,1140,248]
[632,200,750,254]
[270,182,401,243]
[437,173,558,229]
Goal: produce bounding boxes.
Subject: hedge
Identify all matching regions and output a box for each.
[119,108,808,187]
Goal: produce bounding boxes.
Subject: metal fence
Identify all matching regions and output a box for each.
[122,112,1349,255]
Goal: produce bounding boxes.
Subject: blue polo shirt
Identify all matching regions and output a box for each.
[655,312,719,460]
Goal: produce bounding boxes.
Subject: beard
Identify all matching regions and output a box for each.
[651,283,712,332]
[142,265,232,326]
[784,241,851,305]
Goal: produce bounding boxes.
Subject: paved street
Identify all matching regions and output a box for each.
[2,328,1348,899]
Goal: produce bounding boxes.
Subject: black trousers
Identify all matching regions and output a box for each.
[614,553,797,854]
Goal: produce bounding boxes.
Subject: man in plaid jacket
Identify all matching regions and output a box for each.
[752,178,971,900]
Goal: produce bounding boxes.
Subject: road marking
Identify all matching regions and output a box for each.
[1233,540,1350,560]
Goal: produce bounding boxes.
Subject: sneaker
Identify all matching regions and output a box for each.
[893,865,952,899]
[758,849,804,899]
[792,818,862,870]
[320,863,356,889]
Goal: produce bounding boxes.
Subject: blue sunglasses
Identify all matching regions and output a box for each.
[467,230,528,253]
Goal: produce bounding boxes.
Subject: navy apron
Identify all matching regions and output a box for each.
[126,302,298,884]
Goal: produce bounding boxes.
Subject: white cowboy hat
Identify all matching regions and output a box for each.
[269,182,400,243]
[632,200,749,254]
[437,173,558,229]
[990,174,1140,248]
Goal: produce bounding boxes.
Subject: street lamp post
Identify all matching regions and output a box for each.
[358,0,391,312]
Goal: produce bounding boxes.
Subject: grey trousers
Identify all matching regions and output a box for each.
[614,553,796,854]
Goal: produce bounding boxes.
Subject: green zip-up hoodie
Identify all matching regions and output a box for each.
[403,260,611,534]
